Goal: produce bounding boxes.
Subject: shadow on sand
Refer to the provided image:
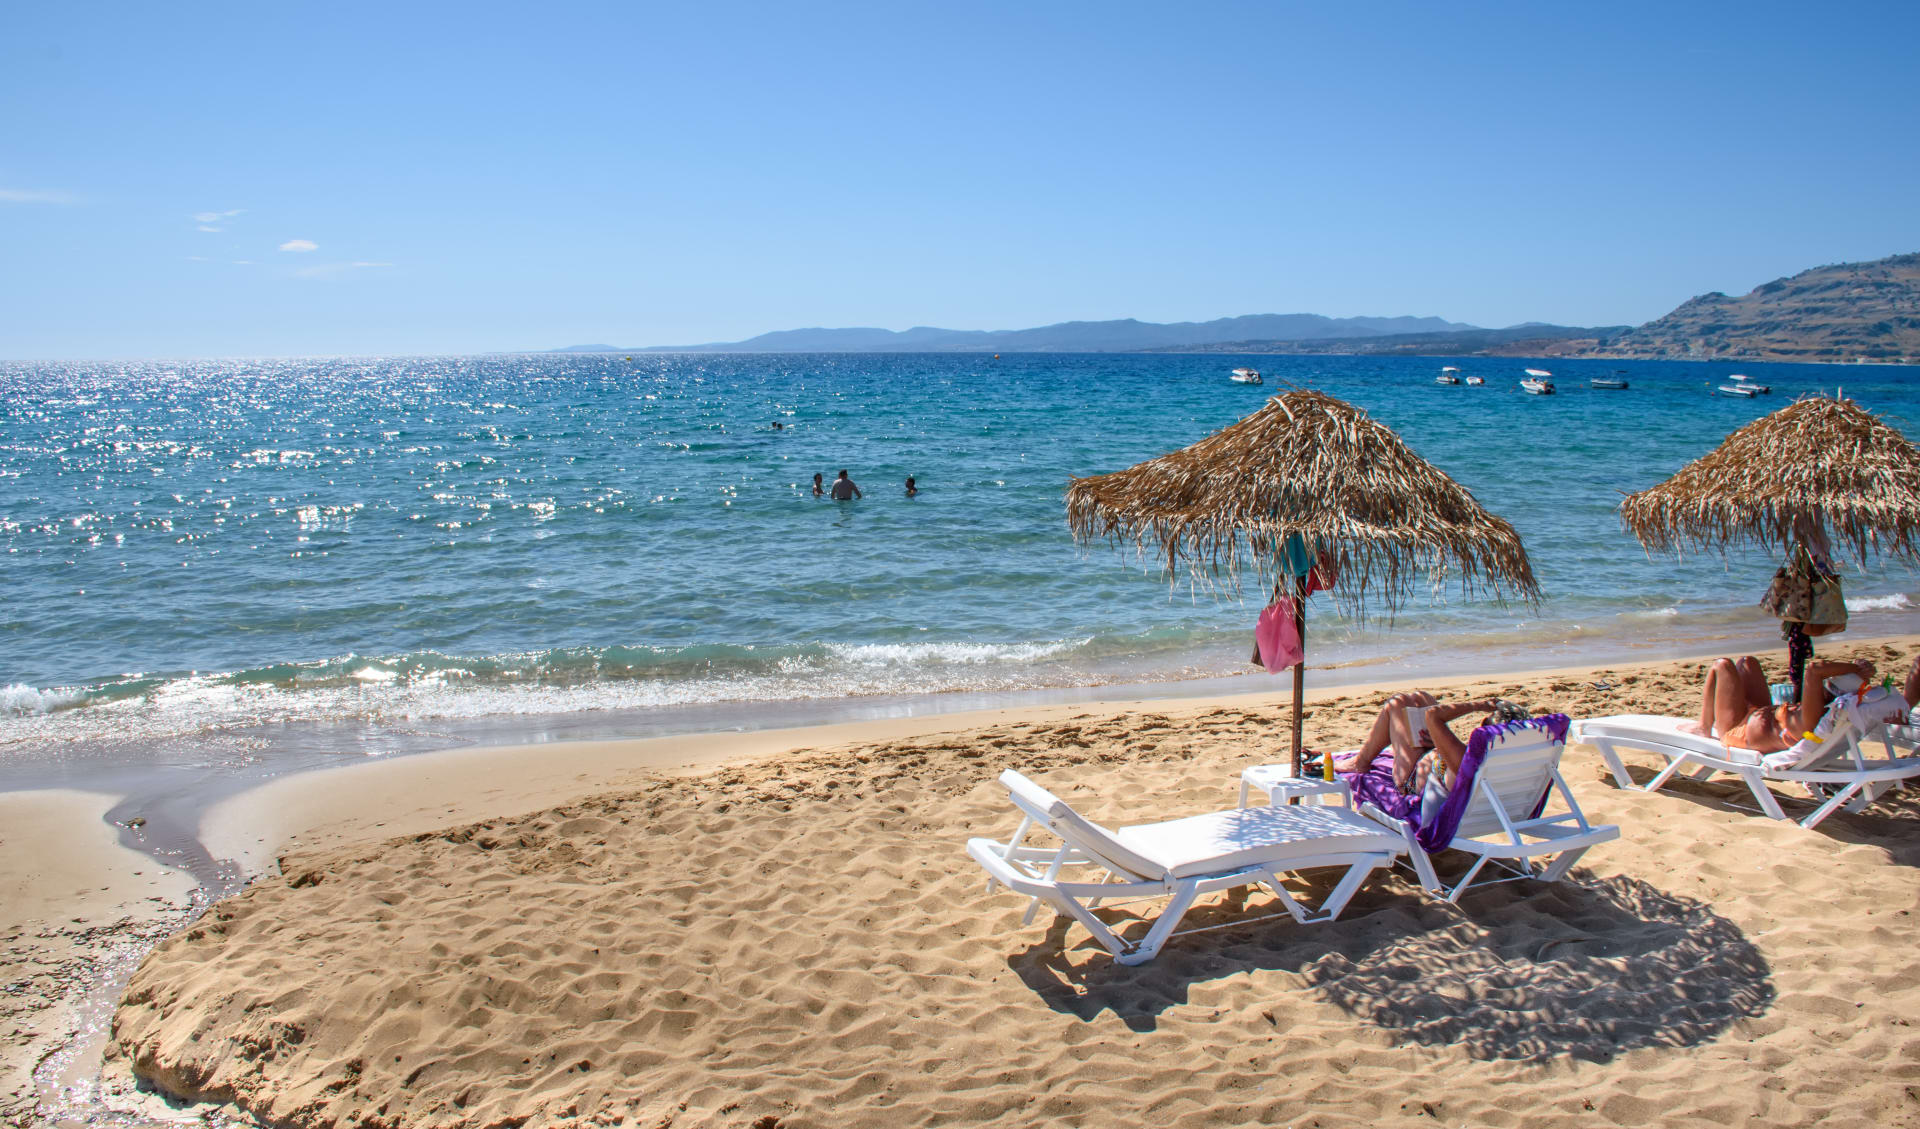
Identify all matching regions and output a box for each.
[1614,762,1920,864]
[1007,871,1771,1062]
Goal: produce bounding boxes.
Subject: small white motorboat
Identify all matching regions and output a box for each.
[1728,374,1771,394]
[1716,383,1758,398]
[1230,368,1263,385]
[1463,375,1484,385]
[1435,370,1461,385]
[1520,377,1555,395]
[1590,377,1629,390]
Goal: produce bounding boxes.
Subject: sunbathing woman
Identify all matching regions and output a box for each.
[1686,655,1880,753]
[1330,691,1509,797]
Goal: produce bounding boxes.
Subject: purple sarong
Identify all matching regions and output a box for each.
[1338,713,1571,852]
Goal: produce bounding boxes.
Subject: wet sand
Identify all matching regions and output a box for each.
[0,792,195,1126]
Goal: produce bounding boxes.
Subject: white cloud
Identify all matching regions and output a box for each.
[193,208,243,231]
[1,188,77,204]
[279,238,319,252]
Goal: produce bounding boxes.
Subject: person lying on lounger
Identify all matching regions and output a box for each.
[1684,655,1888,753]
[1329,692,1520,796]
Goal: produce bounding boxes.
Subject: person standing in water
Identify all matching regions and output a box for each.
[829,469,861,500]
[812,473,824,497]
[904,476,918,497]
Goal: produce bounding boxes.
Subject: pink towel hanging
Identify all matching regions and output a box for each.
[1255,598,1302,672]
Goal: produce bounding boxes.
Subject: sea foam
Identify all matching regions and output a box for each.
[1847,593,1915,612]
[0,683,87,716]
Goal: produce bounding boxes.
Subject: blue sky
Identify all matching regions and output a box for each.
[3,1,1916,357]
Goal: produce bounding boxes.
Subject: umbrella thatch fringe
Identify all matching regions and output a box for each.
[1065,389,1539,616]
[1619,395,1920,564]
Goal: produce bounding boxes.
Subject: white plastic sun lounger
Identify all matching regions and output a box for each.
[1332,718,1619,903]
[967,769,1403,964]
[1573,706,1920,830]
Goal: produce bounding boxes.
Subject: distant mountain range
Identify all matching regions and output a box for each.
[1570,252,1920,363]
[1149,323,1632,358]
[551,252,1919,363]
[554,314,1478,354]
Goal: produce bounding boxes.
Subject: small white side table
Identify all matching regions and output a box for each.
[1239,764,1351,808]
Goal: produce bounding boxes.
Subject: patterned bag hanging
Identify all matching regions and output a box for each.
[1803,572,1848,635]
[1759,545,1816,621]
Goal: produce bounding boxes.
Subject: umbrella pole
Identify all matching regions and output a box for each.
[1290,573,1307,778]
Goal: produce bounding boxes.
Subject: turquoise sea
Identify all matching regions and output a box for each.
[3,353,1917,760]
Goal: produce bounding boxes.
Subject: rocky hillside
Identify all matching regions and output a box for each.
[1154,323,1629,357]
[1590,253,1920,363]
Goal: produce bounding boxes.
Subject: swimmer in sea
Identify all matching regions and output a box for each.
[905,475,918,497]
[829,469,861,501]
[812,473,824,497]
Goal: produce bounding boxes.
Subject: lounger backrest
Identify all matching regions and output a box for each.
[996,770,1168,881]
[1452,727,1563,841]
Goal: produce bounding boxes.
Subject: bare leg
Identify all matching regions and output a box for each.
[1693,658,1757,738]
[1333,690,1436,773]
[1423,698,1502,776]
[1386,691,1439,789]
[1903,655,1920,710]
[1735,656,1770,707]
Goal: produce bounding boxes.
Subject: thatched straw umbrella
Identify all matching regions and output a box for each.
[1620,394,1920,565]
[1066,388,1540,773]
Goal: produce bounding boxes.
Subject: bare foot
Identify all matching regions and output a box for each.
[1677,720,1708,736]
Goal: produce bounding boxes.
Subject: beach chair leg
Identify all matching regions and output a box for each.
[1022,844,1074,925]
[1407,841,1443,896]
[1539,846,1591,884]
[1238,779,1252,808]
[1741,770,1789,820]
[1314,856,1388,922]
[1056,895,1134,961]
[1801,781,1864,830]
[1115,881,1202,966]
[987,817,1034,894]
[1444,855,1492,904]
[1249,866,1316,924]
[1643,756,1691,795]
[1590,739,1637,789]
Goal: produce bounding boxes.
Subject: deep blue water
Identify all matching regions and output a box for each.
[3,352,1916,749]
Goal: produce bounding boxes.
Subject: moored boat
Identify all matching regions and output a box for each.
[1589,377,1629,390]
[1716,383,1758,397]
[1230,368,1263,385]
[1435,367,1461,385]
[1463,375,1484,385]
[1520,377,1555,395]
[1728,374,1770,394]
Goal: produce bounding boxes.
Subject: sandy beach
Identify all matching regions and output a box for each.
[2,637,1906,1128]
